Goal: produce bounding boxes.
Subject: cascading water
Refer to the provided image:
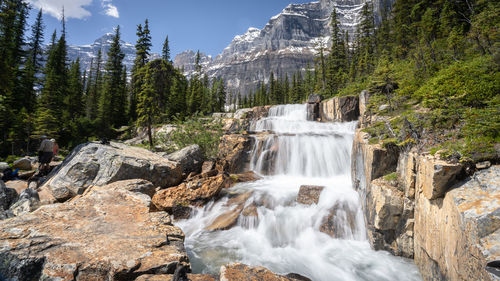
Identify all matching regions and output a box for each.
[176,104,421,281]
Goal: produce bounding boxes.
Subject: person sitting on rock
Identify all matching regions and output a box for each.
[1,167,19,182]
[38,137,54,175]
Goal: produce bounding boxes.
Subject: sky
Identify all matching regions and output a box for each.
[26,0,312,57]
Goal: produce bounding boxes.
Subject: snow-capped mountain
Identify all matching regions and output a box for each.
[174,0,392,96]
[65,33,161,73]
[66,33,137,72]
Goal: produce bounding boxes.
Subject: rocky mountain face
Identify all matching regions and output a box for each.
[64,33,160,73]
[65,33,136,72]
[174,0,392,96]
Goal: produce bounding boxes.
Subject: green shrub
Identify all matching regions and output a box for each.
[415,56,500,109]
[4,155,19,164]
[159,115,224,159]
[384,172,398,182]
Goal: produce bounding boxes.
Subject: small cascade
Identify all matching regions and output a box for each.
[176,104,421,281]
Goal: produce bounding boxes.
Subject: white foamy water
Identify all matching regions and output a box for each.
[176,104,421,281]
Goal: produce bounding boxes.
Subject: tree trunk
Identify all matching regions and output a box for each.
[147,117,153,148]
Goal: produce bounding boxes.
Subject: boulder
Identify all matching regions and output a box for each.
[217,135,254,173]
[5,180,27,195]
[91,179,157,198]
[0,180,17,210]
[0,180,189,280]
[152,174,231,213]
[8,188,40,217]
[205,208,242,231]
[12,158,32,170]
[166,144,204,176]
[297,185,324,205]
[219,263,311,281]
[242,203,259,218]
[201,160,216,174]
[414,166,500,281]
[0,162,9,172]
[250,105,272,120]
[205,192,253,231]
[319,96,360,122]
[476,161,492,170]
[233,108,254,119]
[320,201,359,239]
[39,142,183,203]
[230,171,262,185]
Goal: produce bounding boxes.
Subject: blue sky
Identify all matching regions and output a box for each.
[27,0,312,57]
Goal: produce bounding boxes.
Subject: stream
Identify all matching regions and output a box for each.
[176,104,421,281]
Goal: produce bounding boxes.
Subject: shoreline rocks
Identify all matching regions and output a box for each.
[351,91,500,280]
[152,173,231,214]
[39,142,183,203]
[0,180,190,280]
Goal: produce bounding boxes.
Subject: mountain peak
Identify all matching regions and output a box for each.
[174,0,393,96]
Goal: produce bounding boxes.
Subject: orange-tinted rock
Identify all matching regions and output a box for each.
[135,274,216,281]
[5,180,27,195]
[153,174,231,213]
[219,263,310,281]
[0,180,189,280]
[216,135,254,173]
[205,192,253,231]
[230,171,262,185]
[201,161,216,174]
[296,185,324,205]
[205,208,242,231]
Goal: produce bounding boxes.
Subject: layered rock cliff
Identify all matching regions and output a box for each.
[351,92,500,280]
[175,0,393,96]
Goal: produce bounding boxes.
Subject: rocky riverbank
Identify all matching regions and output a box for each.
[351,91,500,280]
[0,107,313,280]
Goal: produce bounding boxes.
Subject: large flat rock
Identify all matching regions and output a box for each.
[0,180,189,280]
[40,142,183,202]
[152,174,231,214]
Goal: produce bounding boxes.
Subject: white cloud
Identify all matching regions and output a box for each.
[27,0,92,19]
[102,0,119,18]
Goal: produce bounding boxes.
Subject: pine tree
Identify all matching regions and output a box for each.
[358,2,376,75]
[65,58,84,119]
[162,35,171,62]
[216,78,226,112]
[86,49,102,120]
[326,8,347,96]
[130,19,152,122]
[22,8,44,112]
[98,26,126,136]
[169,73,187,118]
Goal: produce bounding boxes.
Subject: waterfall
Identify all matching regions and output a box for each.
[176,104,421,281]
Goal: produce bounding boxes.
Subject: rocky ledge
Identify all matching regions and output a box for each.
[351,90,500,280]
[0,179,189,280]
[306,94,359,122]
[40,142,183,203]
